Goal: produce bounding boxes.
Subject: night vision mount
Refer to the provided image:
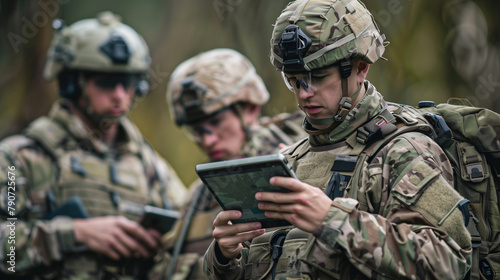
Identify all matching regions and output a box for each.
[278,25,312,69]
[176,77,208,125]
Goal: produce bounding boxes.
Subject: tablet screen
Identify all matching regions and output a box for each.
[196,154,295,228]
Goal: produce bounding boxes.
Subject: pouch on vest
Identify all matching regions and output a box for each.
[244,229,289,280]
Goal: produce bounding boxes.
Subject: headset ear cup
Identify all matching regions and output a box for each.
[135,79,150,96]
[58,71,82,99]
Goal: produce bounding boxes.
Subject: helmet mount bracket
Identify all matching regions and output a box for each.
[278,25,312,69]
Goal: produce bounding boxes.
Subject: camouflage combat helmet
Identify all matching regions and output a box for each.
[270,0,387,130]
[270,0,386,73]
[167,48,269,126]
[43,11,151,97]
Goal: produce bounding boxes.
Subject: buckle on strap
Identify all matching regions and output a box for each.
[356,109,397,145]
[466,162,485,183]
[462,146,486,183]
[334,97,353,122]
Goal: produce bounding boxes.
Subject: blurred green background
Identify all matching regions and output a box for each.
[1,0,499,187]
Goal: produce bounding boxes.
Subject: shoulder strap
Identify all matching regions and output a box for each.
[345,104,434,199]
[24,116,73,160]
[351,104,433,159]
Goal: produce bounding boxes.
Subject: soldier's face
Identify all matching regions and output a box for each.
[82,74,135,119]
[292,66,343,124]
[189,109,246,161]
[292,60,368,129]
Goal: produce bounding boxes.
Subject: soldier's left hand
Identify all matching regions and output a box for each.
[256,176,332,233]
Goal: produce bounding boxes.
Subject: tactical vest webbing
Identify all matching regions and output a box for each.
[22,116,169,220]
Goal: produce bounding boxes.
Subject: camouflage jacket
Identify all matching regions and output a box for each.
[203,81,472,280]
[0,99,187,279]
[149,110,307,280]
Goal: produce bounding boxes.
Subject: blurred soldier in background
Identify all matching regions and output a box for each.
[0,12,187,279]
[204,0,472,279]
[149,48,306,280]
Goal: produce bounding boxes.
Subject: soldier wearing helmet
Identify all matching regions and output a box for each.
[167,48,305,161]
[0,12,187,279]
[147,48,306,280]
[204,1,472,279]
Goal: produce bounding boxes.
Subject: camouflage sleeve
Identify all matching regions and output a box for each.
[0,141,85,275]
[154,153,188,211]
[313,133,472,279]
[203,239,246,280]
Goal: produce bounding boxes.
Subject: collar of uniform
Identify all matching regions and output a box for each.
[308,81,387,147]
[48,99,141,156]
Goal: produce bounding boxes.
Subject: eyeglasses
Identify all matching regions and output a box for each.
[281,66,340,94]
[184,108,232,142]
[86,73,141,90]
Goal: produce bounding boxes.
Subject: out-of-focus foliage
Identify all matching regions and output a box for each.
[1,0,499,186]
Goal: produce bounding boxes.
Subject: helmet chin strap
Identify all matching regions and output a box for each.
[303,81,363,135]
[231,104,253,142]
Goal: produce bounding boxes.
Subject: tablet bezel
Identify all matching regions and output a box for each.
[195,154,297,228]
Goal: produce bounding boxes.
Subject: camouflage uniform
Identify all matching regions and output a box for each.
[150,111,306,280]
[203,1,472,279]
[0,12,187,279]
[204,81,472,279]
[0,99,187,279]
[149,48,307,280]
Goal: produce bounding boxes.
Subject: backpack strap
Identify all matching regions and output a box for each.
[466,215,482,280]
[343,104,434,200]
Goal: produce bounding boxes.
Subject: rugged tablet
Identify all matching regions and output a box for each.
[195,154,297,228]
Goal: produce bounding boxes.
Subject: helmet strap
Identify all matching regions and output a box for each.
[333,78,353,122]
[231,103,253,142]
[303,82,363,135]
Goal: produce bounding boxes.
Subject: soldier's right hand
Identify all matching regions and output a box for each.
[212,210,265,259]
[73,216,162,260]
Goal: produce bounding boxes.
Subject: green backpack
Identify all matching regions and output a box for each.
[415,101,500,280]
[349,101,499,280]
